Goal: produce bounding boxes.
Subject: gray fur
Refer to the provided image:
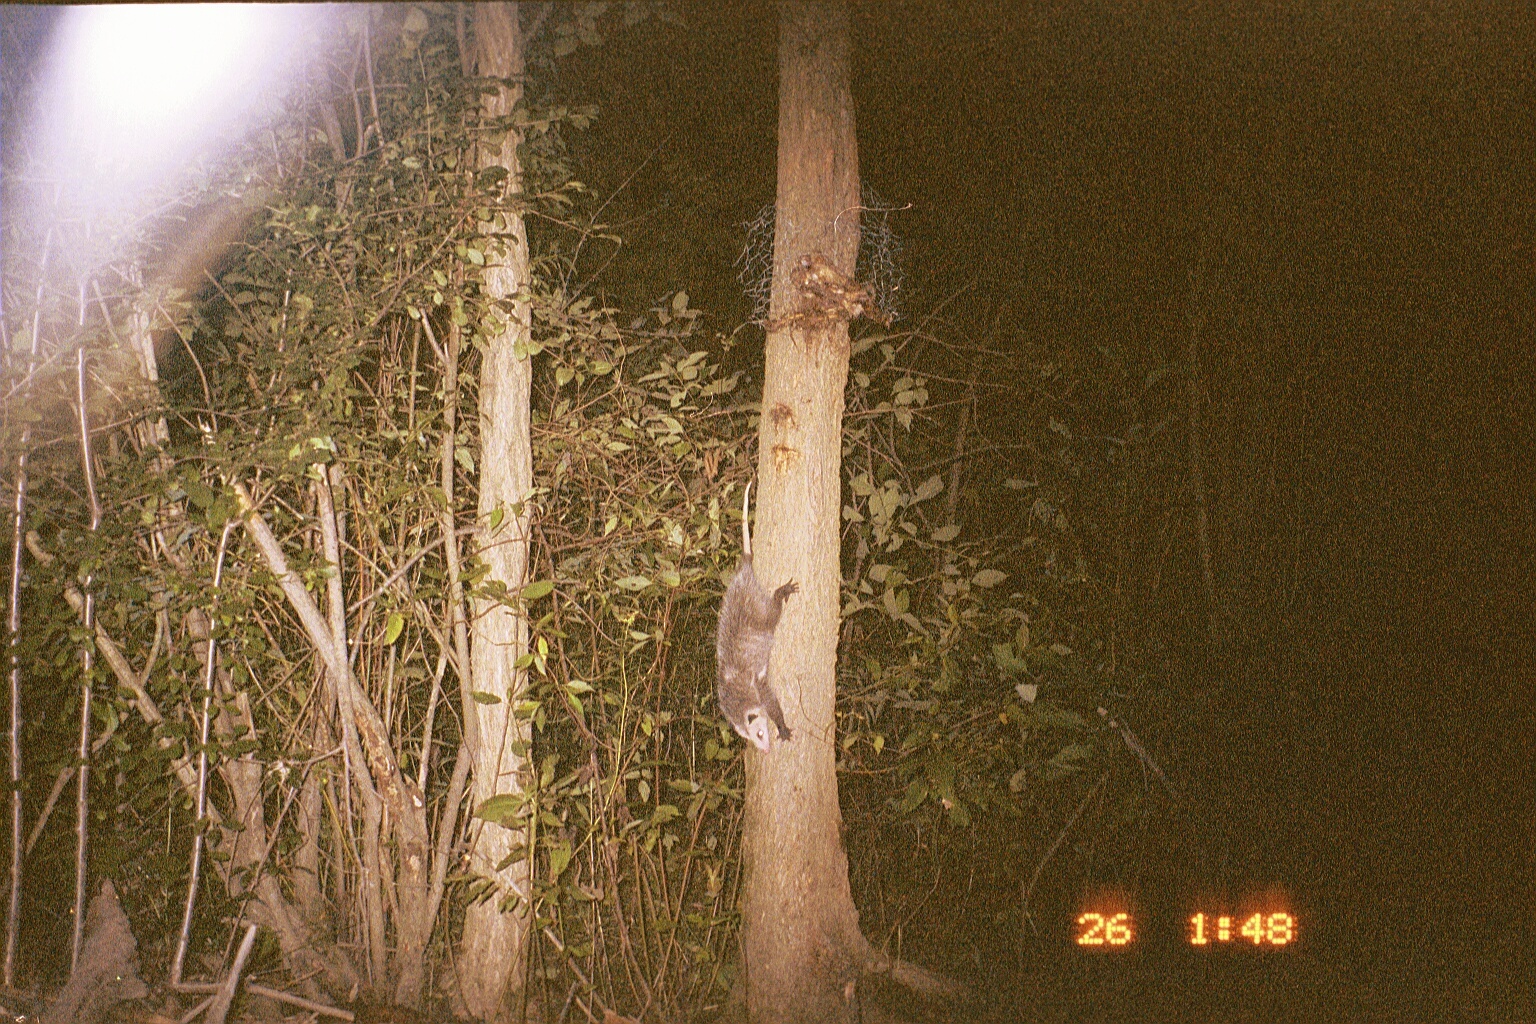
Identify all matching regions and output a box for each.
[716,482,796,751]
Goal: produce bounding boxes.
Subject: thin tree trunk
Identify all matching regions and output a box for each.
[69,347,104,971]
[742,5,866,1021]
[458,4,535,1019]
[1187,258,1221,647]
[943,382,975,532]
[739,14,970,1017]
[3,234,48,987]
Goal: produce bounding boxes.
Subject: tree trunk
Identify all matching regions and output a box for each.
[741,4,866,1021]
[458,4,535,1019]
[1187,255,1222,648]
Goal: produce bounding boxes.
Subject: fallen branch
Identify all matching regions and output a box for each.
[174,980,354,1021]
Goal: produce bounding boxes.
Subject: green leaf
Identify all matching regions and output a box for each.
[1032,703,1090,730]
[614,575,652,591]
[384,612,405,645]
[1051,743,1093,765]
[549,841,572,881]
[896,779,929,815]
[471,690,502,705]
[521,579,554,601]
[993,643,1028,675]
[489,507,505,531]
[475,793,522,824]
[184,479,215,510]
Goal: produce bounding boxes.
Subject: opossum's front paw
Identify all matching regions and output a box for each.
[776,580,799,601]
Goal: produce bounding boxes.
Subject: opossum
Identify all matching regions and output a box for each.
[716,481,797,752]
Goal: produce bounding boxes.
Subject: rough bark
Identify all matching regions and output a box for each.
[458,4,536,1019]
[741,5,867,1021]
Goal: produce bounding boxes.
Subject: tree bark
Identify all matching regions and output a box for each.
[741,5,866,1021]
[458,4,535,1019]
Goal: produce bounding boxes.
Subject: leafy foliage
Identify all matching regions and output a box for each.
[0,3,1175,1012]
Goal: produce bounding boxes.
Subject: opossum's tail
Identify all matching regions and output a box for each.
[742,479,753,558]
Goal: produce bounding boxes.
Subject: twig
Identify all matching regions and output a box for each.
[204,923,258,1024]
[176,980,354,1021]
[1021,770,1109,939]
[1097,706,1177,797]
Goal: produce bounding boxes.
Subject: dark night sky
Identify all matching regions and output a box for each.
[557,2,1534,1013]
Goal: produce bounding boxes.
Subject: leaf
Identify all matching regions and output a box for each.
[489,507,505,531]
[992,643,1027,675]
[931,524,960,543]
[913,474,943,503]
[471,690,502,705]
[672,290,689,313]
[1009,766,1029,793]
[1015,682,1039,703]
[971,569,1007,588]
[384,612,405,645]
[1051,743,1093,765]
[521,579,554,601]
[549,841,573,881]
[1032,703,1090,730]
[896,779,929,815]
[613,575,652,591]
[475,793,522,824]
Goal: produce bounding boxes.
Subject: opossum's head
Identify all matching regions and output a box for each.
[741,710,775,753]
